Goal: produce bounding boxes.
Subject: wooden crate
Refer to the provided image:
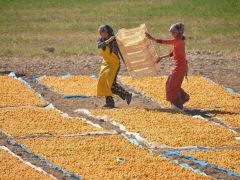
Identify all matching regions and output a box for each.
[116,24,160,78]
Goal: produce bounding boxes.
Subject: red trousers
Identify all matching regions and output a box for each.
[166,66,189,109]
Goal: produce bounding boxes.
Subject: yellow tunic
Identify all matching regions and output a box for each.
[97,46,120,96]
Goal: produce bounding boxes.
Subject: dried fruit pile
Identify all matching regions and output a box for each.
[0,76,44,107]
[1,74,238,179]
[0,148,52,179]
[182,149,240,174]
[17,135,211,180]
[182,77,240,128]
[91,108,239,147]
[121,76,169,106]
[0,107,101,137]
[38,75,97,96]
[121,76,240,128]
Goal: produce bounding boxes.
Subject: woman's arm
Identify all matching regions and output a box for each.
[155,51,173,63]
[156,39,177,45]
[97,36,115,49]
[145,32,157,42]
[97,38,106,49]
[145,32,177,45]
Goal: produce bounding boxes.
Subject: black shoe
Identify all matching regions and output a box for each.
[104,96,115,108]
[126,93,132,105]
[102,104,115,108]
[183,94,190,104]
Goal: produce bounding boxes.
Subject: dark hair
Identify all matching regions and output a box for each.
[98,24,117,53]
[98,24,115,36]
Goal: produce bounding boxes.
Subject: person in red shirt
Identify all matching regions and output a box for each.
[146,22,189,111]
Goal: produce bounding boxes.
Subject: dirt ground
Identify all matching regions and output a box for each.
[1,51,240,179]
[1,50,240,93]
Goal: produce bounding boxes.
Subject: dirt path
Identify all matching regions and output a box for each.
[18,76,240,180]
[0,50,239,93]
[0,131,80,180]
[0,63,239,179]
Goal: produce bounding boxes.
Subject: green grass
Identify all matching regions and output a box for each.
[0,0,239,57]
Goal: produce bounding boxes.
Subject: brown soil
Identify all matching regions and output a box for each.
[19,77,240,180]
[0,50,240,179]
[0,50,239,93]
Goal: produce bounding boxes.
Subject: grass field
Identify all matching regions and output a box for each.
[0,0,239,57]
[1,1,240,179]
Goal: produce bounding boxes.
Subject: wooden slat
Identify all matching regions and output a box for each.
[116,24,159,78]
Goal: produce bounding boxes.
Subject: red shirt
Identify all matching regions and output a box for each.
[157,39,186,67]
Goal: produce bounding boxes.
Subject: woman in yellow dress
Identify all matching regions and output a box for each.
[97,24,132,108]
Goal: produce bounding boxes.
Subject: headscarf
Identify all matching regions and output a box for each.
[98,24,114,37]
[169,22,185,40]
[98,24,125,63]
[98,24,118,54]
